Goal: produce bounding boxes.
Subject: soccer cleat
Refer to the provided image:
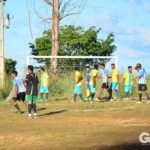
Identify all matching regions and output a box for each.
[71,99,75,103]
[114,97,119,101]
[110,99,114,102]
[33,113,39,119]
[28,114,32,119]
[39,99,43,102]
[89,100,94,104]
[84,98,88,101]
[95,98,101,102]
[146,101,150,104]
[137,101,142,104]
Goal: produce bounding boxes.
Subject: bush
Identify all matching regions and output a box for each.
[0,76,12,101]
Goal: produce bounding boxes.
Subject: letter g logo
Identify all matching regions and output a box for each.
[139,132,150,144]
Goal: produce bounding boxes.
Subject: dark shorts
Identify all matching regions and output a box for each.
[138,84,147,91]
[13,92,26,102]
[101,83,109,89]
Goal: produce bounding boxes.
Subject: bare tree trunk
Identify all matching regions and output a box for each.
[51,0,59,74]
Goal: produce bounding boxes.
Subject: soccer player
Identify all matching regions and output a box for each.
[97,63,111,101]
[123,66,135,100]
[109,63,119,101]
[85,64,91,98]
[87,64,99,103]
[134,63,150,103]
[11,71,27,113]
[73,67,83,102]
[39,67,49,102]
[25,65,39,118]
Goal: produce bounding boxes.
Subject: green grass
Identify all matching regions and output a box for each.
[0,100,150,150]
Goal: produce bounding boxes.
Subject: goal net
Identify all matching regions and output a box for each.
[27,56,118,100]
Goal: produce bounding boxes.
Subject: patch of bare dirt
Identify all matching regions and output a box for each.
[64,117,150,126]
[0,136,4,145]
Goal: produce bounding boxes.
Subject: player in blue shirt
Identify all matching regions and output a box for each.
[85,64,91,99]
[97,64,111,101]
[135,63,150,103]
[11,71,27,113]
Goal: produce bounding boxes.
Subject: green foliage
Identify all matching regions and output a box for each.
[0,59,17,100]
[5,58,17,75]
[0,76,12,100]
[29,25,116,65]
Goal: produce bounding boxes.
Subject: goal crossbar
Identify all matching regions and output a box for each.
[27,55,118,68]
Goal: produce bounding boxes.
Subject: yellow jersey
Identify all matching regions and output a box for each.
[123,72,135,86]
[111,68,119,83]
[75,71,83,86]
[90,69,98,86]
[41,72,49,87]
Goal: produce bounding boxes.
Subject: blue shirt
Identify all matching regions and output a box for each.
[12,77,26,93]
[86,71,91,88]
[86,71,91,83]
[136,68,147,84]
[99,69,109,83]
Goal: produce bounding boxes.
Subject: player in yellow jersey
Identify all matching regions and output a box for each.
[73,67,83,102]
[123,66,135,100]
[109,63,119,100]
[39,67,49,102]
[87,64,99,103]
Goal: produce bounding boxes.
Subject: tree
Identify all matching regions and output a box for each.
[29,25,116,66]
[33,0,84,73]
[5,58,17,75]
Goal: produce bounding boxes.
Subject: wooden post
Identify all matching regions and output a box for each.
[0,0,5,88]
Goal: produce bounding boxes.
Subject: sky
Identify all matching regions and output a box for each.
[4,0,150,74]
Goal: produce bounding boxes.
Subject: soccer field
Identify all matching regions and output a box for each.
[0,100,150,150]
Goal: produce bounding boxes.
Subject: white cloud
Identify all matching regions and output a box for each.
[118,46,147,58]
[115,26,150,47]
[139,28,150,45]
[144,4,150,13]
[127,0,142,4]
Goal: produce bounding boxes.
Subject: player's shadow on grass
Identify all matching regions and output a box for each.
[97,97,110,102]
[39,110,67,117]
[55,98,69,101]
[89,142,150,150]
[37,107,47,112]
